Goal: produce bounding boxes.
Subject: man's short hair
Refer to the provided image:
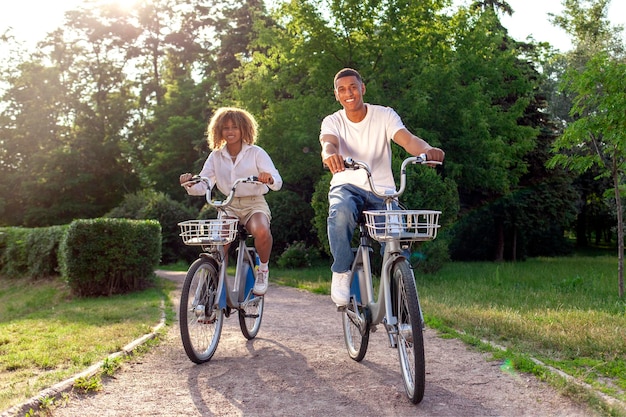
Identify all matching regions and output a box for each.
[334,68,363,87]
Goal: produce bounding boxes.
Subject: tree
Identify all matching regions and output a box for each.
[548,51,626,298]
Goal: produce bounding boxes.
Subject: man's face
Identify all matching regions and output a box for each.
[334,75,365,111]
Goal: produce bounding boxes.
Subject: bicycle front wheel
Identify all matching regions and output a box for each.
[179,258,224,364]
[239,294,264,339]
[342,302,370,362]
[393,261,425,404]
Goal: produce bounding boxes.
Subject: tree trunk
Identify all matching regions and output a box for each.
[576,205,588,247]
[495,219,504,262]
[613,176,624,298]
[512,226,517,262]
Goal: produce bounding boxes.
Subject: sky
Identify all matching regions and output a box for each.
[1,0,625,53]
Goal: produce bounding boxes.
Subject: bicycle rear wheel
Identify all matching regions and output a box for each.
[179,258,224,363]
[393,261,425,404]
[238,293,264,339]
[342,302,370,361]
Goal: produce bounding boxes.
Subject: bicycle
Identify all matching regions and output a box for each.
[339,154,441,404]
[177,176,265,364]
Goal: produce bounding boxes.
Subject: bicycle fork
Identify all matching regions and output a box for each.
[380,246,410,349]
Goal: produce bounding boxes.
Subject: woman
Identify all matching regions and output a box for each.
[180,107,282,295]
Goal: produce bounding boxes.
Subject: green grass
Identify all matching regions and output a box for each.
[419,256,626,415]
[0,276,174,412]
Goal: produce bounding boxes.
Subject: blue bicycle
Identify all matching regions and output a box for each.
[178,176,264,363]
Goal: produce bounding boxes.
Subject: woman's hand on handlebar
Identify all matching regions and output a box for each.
[257,172,275,185]
[179,173,194,187]
[180,173,207,188]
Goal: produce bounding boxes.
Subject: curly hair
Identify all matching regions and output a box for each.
[206,107,258,150]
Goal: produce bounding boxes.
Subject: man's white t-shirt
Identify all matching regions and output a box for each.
[320,104,405,193]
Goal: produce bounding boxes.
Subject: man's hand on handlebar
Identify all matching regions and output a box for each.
[423,147,445,165]
[323,154,346,174]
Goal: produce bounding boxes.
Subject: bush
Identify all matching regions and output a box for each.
[266,190,317,260]
[106,189,198,264]
[409,231,451,274]
[277,241,321,268]
[59,218,161,296]
[0,225,68,278]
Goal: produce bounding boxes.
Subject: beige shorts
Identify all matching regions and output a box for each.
[224,196,272,225]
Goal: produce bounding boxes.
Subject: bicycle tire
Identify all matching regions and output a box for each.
[179,257,224,364]
[393,261,426,404]
[238,261,265,339]
[342,302,370,362]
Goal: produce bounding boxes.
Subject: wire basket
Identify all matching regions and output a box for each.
[178,219,239,246]
[363,210,441,242]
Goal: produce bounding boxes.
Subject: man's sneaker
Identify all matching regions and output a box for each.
[253,267,269,295]
[331,271,351,307]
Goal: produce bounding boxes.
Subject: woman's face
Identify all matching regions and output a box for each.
[221,118,242,146]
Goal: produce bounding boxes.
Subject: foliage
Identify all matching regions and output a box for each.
[548,51,626,297]
[410,232,451,274]
[0,225,68,278]
[277,241,321,268]
[449,175,579,261]
[266,190,317,259]
[106,189,198,264]
[311,172,332,257]
[0,0,621,272]
[59,218,161,296]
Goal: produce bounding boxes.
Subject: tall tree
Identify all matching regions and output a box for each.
[0,4,141,226]
[549,52,626,298]
[546,0,625,297]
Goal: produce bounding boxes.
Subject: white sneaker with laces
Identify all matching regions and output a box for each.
[253,267,269,295]
[331,271,351,306]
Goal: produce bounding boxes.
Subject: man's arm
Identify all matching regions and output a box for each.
[393,128,445,162]
[320,134,346,173]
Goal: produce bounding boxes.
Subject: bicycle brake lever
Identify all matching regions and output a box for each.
[344,157,358,169]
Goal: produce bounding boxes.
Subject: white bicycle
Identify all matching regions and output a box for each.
[340,155,441,404]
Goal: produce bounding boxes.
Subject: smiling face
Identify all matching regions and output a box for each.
[334,75,366,114]
[221,118,242,147]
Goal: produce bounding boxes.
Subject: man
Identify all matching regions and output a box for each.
[319,68,445,307]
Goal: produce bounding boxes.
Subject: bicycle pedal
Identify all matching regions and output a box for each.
[336,305,347,312]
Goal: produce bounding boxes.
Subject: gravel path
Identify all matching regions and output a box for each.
[37,270,598,416]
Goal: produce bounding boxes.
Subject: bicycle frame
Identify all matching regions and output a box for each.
[211,227,259,310]
[348,209,409,346]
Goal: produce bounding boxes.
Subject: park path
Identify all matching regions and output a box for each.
[42,270,596,417]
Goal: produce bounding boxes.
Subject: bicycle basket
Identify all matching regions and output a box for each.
[178,219,238,246]
[363,210,441,242]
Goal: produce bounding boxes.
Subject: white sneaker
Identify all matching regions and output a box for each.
[331,271,351,306]
[253,268,269,295]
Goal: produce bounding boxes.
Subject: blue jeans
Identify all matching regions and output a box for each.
[327,184,389,273]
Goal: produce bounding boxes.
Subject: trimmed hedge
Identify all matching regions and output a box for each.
[59,218,161,296]
[106,189,198,264]
[0,225,68,278]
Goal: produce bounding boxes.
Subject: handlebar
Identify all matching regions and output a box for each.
[182,175,262,209]
[344,154,441,200]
